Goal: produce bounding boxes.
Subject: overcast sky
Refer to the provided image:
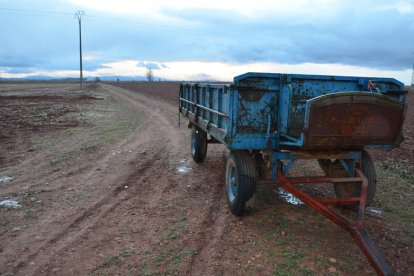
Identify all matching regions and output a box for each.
[1,0,413,83]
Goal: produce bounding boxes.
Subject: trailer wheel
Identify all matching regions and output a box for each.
[226,151,257,216]
[318,150,376,206]
[191,126,207,163]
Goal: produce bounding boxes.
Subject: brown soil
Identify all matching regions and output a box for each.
[0,86,99,167]
[0,82,412,275]
[110,81,181,106]
[369,87,414,163]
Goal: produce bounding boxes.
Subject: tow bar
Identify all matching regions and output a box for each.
[277,168,393,276]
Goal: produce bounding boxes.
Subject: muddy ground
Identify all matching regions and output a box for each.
[0,82,413,275]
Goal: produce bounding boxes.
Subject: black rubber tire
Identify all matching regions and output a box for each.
[225,151,257,216]
[191,126,207,163]
[318,150,377,206]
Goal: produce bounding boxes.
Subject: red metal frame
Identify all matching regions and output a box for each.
[277,168,393,276]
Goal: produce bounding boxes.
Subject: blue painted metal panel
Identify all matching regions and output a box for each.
[278,84,292,134]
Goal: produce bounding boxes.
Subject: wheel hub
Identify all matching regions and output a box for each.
[227,166,237,202]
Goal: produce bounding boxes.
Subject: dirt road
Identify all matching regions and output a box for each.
[1,83,412,275]
[0,84,230,275]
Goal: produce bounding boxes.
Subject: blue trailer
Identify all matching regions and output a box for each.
[179,72,406,275]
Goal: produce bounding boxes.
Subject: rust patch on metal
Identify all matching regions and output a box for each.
[238,88,264,102]
[303,93,406,149]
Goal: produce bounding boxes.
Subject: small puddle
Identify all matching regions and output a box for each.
[0,176,13,183]
[275,188,304,205]
[0,199,21,209]
[176,159,192,174]
[366,206,385,218]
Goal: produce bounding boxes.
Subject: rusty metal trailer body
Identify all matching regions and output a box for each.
[180,72,405,152]
[179,72,407,275]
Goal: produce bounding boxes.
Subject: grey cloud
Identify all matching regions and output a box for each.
[1,0,413,77]
[0,58,37,68]
[2,67,36,74]
[160,4,414,70]
[137,62,162,70]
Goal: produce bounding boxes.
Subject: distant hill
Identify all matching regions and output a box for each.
[88,76,147,82]
[0,76,83,82]
[0,75,224,82]
[0,76,151,82]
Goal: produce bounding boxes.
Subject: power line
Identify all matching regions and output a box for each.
[0,6,280,44]
[0,7,72,16]
[83,14,282,44]
[85,14,232,39]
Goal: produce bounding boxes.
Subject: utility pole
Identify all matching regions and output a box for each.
[75,10,85,91]
[411,52,414,88]
[411,63,414,88]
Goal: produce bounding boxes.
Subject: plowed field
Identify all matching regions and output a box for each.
[0,82,412,275]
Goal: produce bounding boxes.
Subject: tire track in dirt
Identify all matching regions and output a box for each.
[101,85,185,207]
[109,84,233,275]
[31,85,184,275]
[13,151,162,275]
[43,85,231,274]
[185,169,228,275]
[5,84,232,275]
[0,85,174,276]
[27,85,192,274]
